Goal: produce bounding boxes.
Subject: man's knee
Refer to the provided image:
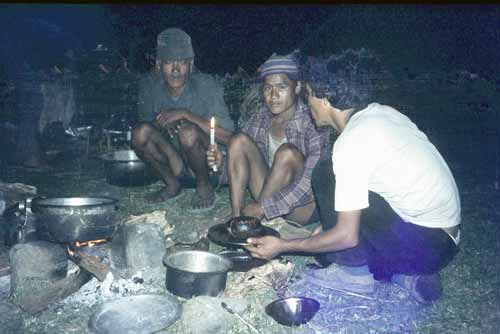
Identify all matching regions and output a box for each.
[177,122,202,149]
[131,123,155,149]
[274,143,304,167]
[228,133,253,154]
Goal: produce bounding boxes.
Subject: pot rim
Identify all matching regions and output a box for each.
[163,250,233,274]
[32,196,119,209]
[99,149,143,163]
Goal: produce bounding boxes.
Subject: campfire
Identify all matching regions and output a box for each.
[75,238,109,248]
[66,238,112,282]
[66,238,110,257]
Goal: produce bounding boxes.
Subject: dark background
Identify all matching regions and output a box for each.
[0,4,498,78]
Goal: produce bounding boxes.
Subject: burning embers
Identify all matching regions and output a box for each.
[67,239,112,282]
[67,238,110,257]
[75,239,109,248]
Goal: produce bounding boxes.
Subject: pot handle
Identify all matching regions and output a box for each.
[18,197,33,215]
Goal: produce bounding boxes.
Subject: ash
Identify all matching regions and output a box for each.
[62,261,166,308]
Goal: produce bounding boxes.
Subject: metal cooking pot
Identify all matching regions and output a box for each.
[28,197,120,243]
[163,250,232,298]
[99,150,157,187]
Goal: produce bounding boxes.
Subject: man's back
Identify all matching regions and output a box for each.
[333,102,461,228]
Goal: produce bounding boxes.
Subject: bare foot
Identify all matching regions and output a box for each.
[144,185,181,204]
[190,185,215,210]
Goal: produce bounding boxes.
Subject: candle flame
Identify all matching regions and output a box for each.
[210,116,215,128]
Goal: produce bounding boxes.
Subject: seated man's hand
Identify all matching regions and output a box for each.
[206,144,223,171]
[242,201,265,220]
[244,236,284,260]
[155,108,191,128]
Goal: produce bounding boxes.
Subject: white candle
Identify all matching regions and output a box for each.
[210,117,216,145]
[210,117,217,172]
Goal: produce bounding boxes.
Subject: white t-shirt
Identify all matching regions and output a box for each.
[333,103,461,228]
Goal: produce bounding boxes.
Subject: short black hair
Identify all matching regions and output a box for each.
[303,48,380,111]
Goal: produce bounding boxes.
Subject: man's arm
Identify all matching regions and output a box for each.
[245,210,362,260]
[156,109,234,145]
[261,123,328,219]
[156,75,235,144]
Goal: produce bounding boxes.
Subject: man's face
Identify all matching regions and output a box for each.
[306,83,341,132]
[262,74,300,115]
[161,59,192,89]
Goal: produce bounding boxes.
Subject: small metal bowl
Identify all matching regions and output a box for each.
[226,216,262,239]
[265,297,320,327]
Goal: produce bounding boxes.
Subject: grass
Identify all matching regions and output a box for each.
[1,143,499,333]
[2,72,499,332]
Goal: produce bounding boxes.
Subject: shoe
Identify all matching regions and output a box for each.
[304,263,375,294]
[392,273,443,303]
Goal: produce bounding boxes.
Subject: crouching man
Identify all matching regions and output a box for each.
[132,28,234,209]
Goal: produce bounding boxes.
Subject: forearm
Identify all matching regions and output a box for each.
[186,113,233,145]
[282,227,358,254]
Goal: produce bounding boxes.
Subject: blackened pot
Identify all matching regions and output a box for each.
[163,250,232,298]
[99,150,157,187]
[31,197,120,243]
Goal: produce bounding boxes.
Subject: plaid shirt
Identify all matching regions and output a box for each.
[233,100,330,219]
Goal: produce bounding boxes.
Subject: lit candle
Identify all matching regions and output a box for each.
[210,117,216,145]
[210,117,217,172]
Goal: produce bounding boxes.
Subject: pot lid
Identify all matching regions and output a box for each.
[88,294,182,334]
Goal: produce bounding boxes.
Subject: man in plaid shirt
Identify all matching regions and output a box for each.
[208,53,330,224]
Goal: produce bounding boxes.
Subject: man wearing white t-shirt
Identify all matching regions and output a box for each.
[244,50,460,303]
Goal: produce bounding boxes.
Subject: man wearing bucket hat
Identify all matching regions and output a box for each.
[133,28,234,209]
[208,52,329,224]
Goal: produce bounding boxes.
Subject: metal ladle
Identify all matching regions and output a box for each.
[221,302,260,334]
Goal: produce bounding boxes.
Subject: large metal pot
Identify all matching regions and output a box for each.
[30,197,120,243]
[99,150,158,187]
[163,250,232,298]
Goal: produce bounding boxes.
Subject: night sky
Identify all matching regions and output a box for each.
[0,4,498,78]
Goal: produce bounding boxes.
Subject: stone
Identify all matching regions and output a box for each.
[9,241,91,314]
[10,271,92,314]
[109,223,166,278]
[9,241,68,283]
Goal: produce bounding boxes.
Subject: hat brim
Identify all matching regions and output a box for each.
[157,46,194,61]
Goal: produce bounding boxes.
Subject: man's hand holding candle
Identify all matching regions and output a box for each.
[209,117,218,172]
[206,143,224,173]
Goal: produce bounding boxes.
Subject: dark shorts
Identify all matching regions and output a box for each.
[153,122,223,189]
[311,156,459,281]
